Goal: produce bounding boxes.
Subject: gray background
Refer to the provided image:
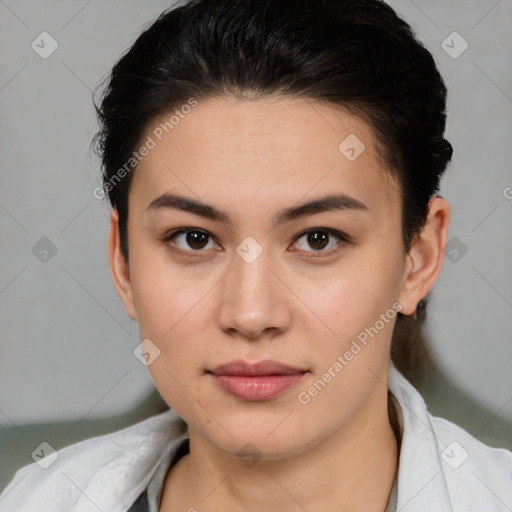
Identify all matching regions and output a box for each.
[1,0,511,489]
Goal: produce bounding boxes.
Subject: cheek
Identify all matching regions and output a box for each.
[293,264,400,423]
[128,255,225,385]
[300,252,401,348]
[130,264,214,408]
[129,249,210,337]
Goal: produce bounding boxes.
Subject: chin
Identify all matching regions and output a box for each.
[205,417,318,461]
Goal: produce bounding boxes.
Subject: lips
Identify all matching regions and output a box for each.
[208,359,308,401]
[209,359,308,376]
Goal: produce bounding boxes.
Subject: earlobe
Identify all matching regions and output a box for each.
[108,210,137,320]
[398,197,450,316]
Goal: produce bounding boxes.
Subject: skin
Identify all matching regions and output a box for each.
[108,95,450,512]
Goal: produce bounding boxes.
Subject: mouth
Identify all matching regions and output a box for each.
[207,359,309,401]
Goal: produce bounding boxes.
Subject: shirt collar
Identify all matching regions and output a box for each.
[388,359,453,511]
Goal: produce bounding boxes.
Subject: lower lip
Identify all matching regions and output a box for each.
[210,373,305,401]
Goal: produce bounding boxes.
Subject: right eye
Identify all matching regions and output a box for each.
[162,227,220,255]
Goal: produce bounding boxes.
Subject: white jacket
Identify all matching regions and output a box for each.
[1,360,511,512]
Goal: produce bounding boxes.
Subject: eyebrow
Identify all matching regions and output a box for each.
[146,192,368,226]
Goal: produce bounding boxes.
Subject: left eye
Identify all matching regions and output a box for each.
[293,229,345,253]
[167,228,217,252]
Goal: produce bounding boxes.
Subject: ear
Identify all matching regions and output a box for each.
[398,197,450,316]
[108,210,137,320]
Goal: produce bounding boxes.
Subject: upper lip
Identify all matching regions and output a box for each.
[209,359,307,376]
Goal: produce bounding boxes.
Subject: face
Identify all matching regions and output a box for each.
[109,95,439,461]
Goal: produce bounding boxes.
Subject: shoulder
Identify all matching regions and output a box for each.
[430,414,512,504]
[389,360,512,510]
[0,408,187,512]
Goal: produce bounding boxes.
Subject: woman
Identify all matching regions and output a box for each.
[1,0,511,511]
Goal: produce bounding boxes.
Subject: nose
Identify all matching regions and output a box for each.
[217,247,292,340]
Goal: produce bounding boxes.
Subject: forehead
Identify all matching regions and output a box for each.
[130,96,400,219]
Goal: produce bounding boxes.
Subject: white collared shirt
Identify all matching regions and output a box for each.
[1,360,511,511]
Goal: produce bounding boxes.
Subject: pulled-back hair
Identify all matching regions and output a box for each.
[93,0,453,383]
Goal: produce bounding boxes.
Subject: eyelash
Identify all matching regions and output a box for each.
[161,227,350,258]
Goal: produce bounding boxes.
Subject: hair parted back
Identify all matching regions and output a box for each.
[93,0,453,383]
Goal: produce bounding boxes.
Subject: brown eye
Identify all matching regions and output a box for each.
[294,229,346,254]
[165,228,217,252]
[306,230,329,250]
[184,230,210,250]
